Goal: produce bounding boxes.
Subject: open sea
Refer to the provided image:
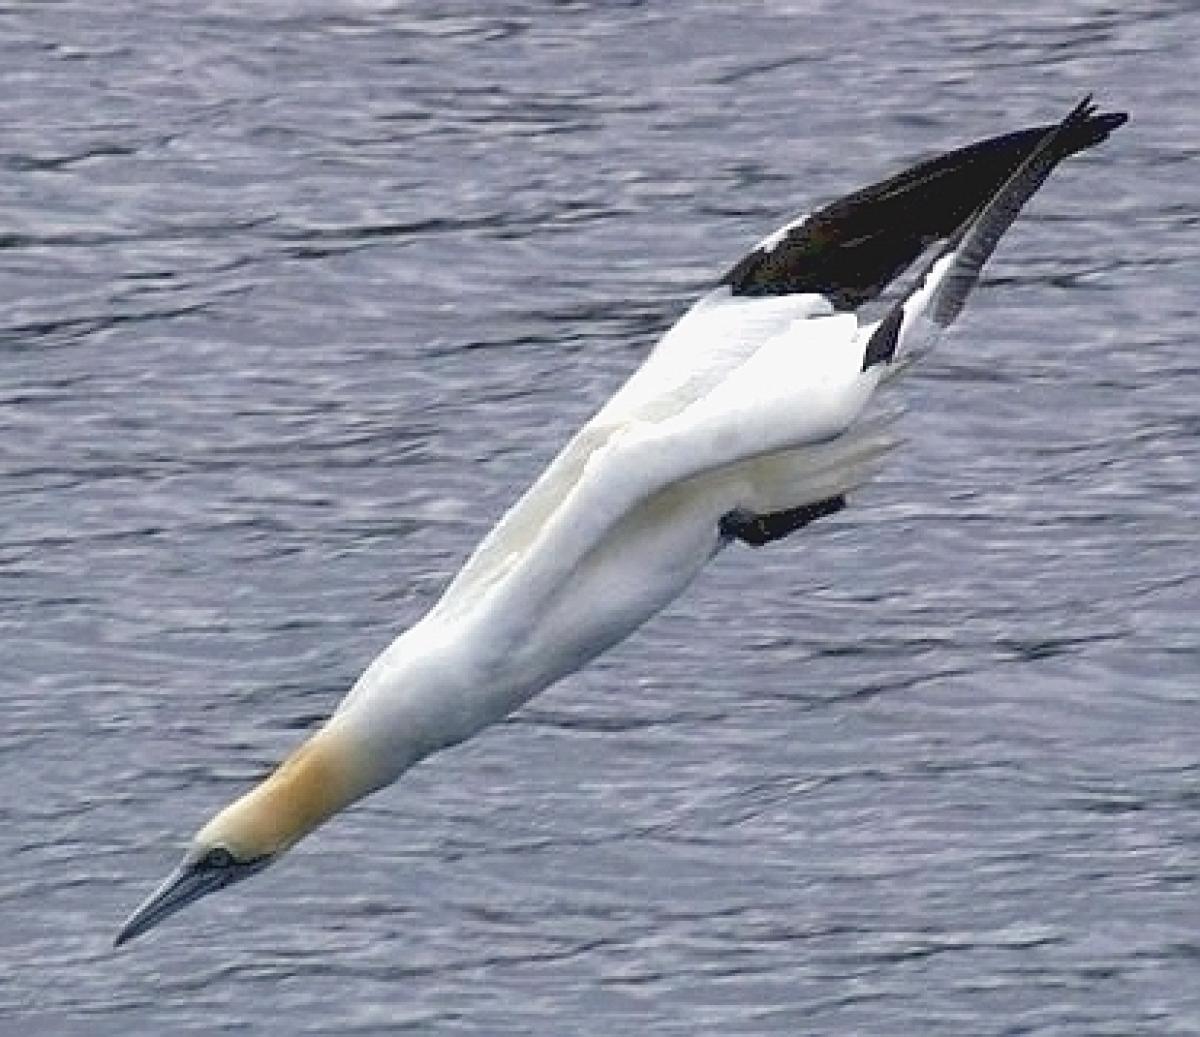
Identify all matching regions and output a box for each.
[2,2,1197,1033]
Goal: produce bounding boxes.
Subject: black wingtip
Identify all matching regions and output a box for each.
[1095,111,1130,134]
[861,303,903,371]
[720,97,1127,311]
[1064,96,1128,151]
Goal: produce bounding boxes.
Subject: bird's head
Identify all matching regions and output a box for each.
[115,721,371,946]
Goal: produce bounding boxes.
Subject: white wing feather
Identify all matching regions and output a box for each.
[465,309,880,618]
[595,287,833,425]
[436,289,840,616]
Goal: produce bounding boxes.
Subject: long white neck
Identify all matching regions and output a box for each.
[334,616,499,782]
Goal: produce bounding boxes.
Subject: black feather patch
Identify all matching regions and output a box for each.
[852,97,1127,372]
[923,97,1127,330]
[721,106,1127,311]
[720,495,846,547]
[861,304,904,371]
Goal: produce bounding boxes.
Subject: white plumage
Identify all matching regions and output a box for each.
[115,98,1126,946]
[343,294,884,744]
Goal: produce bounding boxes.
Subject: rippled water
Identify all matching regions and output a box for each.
[3,2,1197,1034]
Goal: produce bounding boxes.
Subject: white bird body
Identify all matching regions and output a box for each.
[115,98,1126,946]
[339,291,882,762]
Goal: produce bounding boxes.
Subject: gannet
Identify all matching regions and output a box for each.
[116,98,1126,945]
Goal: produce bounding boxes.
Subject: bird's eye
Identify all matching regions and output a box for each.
[202,847,236,869]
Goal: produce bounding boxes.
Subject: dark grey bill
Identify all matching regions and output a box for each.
[114,848,268,947]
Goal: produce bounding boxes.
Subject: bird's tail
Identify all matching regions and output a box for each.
[859,96,1128,373]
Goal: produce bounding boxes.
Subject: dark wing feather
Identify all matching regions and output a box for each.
[860,97,1128,370]
[722,105,1127,311]
[723,98,1127,547]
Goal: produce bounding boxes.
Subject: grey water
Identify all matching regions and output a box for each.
[2,1,1197,1033]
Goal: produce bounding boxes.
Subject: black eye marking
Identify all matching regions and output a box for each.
[202,847,236,869]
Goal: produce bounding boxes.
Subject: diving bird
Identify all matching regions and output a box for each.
[116,98,1126,945]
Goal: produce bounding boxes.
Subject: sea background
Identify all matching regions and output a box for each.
[2,2,1197,1033]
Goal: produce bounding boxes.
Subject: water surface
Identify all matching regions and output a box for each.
[2,2,1198,1034]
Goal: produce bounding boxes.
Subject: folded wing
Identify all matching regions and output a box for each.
[467,310,879,617]
[437,98,1127,618]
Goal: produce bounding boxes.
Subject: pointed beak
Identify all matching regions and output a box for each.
[114,851,268,947]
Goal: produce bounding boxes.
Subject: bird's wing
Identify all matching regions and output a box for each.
[433,292,828,614]
[857,97,1128,372]
[436,98,1127,618]
[592,287,833,426]
[465,309,879,618]
[720,98,1126,311]
[436,287,833,615]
